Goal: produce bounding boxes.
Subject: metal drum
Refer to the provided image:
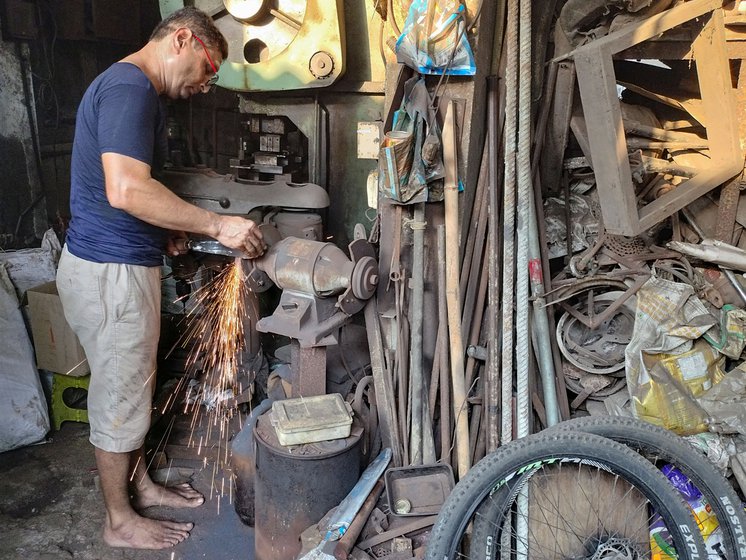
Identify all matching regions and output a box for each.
[253,411,362,560]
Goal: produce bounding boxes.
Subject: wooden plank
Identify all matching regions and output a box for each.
[638,166,742,231]
[616,81,707,126]
[569,110,593,166]
[574,46,639,234]
[693,8,741,163]
[527,467,650,556]
[630,8,743,234]
[737,57,746,150]
[618,39,746,60]
[571,4,741,236]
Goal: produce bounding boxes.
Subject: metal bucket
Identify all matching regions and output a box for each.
[253,411,363,560]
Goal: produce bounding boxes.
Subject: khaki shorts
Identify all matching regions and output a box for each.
[56,245,161,453]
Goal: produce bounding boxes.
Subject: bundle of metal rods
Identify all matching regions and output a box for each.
[366,0,571,478]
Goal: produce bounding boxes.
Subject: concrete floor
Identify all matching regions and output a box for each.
[0,421,254,560]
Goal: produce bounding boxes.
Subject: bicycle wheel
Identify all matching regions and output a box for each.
[426,431,707,560]
[549,415,746,560]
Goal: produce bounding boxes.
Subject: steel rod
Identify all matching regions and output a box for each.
[487,75,501,453]
[409,204,426,464]
[516,0,531,442]
[501,0,519,447]
[517,0,533,556]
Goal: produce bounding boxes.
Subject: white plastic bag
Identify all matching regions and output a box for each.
[0,262,49,451]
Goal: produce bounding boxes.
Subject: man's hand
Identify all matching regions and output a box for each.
[215,216,266,258]
[166,231,190,257]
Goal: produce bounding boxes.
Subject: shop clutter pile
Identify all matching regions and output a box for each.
[535,0,746,490]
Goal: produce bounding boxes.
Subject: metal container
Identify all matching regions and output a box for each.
[254,411,363,560]
[270,393,353,446]
[385,464,455,516]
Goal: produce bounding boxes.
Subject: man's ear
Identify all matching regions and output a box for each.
[172,28,192,53]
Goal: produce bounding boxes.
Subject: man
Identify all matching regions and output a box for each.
[56,7,263,550]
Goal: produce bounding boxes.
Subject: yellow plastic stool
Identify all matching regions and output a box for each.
[51,373,90,430]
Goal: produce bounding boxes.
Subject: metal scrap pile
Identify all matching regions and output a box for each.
[536,0,746,433]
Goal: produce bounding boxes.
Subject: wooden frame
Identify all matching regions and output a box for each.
[570,0,742,236]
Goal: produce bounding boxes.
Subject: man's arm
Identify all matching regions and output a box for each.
[102,152,265,257]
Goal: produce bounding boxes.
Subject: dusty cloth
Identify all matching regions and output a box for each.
[56,245,160,453]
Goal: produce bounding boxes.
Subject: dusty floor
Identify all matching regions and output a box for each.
[0,421,254,560]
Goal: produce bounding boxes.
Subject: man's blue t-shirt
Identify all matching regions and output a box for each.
[66,62,168,266]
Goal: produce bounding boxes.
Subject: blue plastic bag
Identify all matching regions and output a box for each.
[395,0,476,76]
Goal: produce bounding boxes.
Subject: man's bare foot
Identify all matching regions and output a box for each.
[103,512,193,549]
[133,482,205,510]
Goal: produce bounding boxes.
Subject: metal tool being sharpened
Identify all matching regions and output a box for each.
[187,239,248,258]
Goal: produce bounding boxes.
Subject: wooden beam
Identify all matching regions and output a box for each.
[638,166,742,230]
[693,8,741,164]
[571,2,742,236]
[574,46,639,234]
[568,0,723,58]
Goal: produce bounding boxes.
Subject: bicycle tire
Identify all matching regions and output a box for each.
[549,415,746,560]
[426,430,707,560]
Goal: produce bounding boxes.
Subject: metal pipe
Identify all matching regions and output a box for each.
[487,75,501,453]
[333,479,385,560]
[517,0,533,557]
[680,208,746,304]
[409,204,426,464]
[501,0,519,447]
[352,375,374,419]
[464,256,490,392]
[528,186,560,426]
[626,139,709,150]
[352,375,376,456]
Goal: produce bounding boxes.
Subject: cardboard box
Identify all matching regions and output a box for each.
[26,282,88,376]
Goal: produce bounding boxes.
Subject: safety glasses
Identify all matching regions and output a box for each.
[192,33,219,88]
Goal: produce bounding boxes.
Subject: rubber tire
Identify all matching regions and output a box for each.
[425,430,708,560]
[550,416,746,560]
